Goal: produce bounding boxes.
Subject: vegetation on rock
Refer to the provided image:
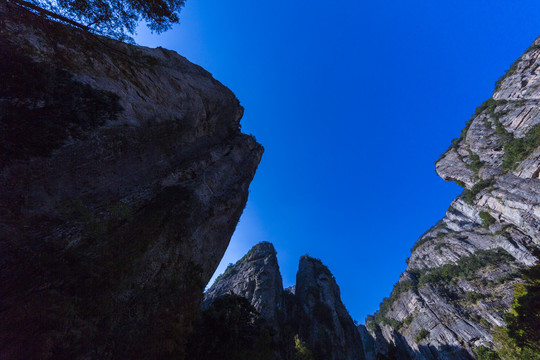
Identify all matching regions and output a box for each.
[415,328,430,343]
[418,248,513,286]
[501,124,540,171]
[294,335,314,360]
[488,254,540,359]
[479,211,497,228]
[463,178,493,205]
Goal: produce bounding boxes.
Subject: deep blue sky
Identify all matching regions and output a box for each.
[136,0,540,323]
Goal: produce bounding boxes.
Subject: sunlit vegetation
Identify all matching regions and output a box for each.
[294,335,314,360]
[475,253,540,359]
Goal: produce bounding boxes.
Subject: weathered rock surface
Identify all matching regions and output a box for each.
[296,255,365,360]
[365,36,540,359]
[206,243,365,360]
[205,242,284,324]
[0,2,262,359]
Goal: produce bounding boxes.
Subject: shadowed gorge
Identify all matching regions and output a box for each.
[2,1,540,359]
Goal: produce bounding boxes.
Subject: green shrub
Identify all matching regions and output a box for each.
[469,152,484,175]
[365,317,381,333]
[294,335,314,360]
[475,345,501,360]
[501,124,540,171]
[381,317,403,331]
[415,328,430,343]
[214,263,237,282]
[402,315,413,327]
[465,291,485,303]
[463,178,494,205]
[419,248,513,286]
[479,211,497,228]
[502,255,540,356]
[411,236,433,252]
[479,318,492,329]
[373,281,417,323]
[494,41,540,92]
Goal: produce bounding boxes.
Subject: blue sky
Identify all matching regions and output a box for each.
[136,0,540,323]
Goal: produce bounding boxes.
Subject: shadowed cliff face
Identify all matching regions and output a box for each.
[204,242,284,323]
[0,2,263,359]
[365,37,540,360]
[205,243,365,360]
[296,256,365,360]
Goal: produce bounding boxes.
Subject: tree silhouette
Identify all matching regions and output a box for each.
[25,0,186,40]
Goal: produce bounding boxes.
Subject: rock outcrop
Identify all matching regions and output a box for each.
[204,242,284,324]
[206,243,364,360]
[0,2,262,359]
[296,255,365,360]
[365,37,540,359]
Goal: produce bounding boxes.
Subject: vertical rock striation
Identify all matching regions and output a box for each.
[365,36,540,359]
[296,255,365,360]
[0,2,262,359]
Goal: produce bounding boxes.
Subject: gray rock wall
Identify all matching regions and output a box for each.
[0,2,262,359]
[366,36,540,359]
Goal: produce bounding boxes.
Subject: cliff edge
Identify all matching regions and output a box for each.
[0,2,263,359]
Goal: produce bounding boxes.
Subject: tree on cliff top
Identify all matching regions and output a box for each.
[26,0,186,40]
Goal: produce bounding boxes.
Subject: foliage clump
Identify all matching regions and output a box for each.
[469,152,484,176]
[415,328,430,343]
[465,291,485,303]
[463,178,494,205]
[418,248,513,286]
[475,345,501,360]
[488,253,540,359]
[372,280,417,325]
[27,0,186,41]
[501,124,540,171]
[479,211,497,228]
[294,335,314,360]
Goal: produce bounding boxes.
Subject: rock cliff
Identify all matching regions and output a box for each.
[0,2,262,359]
[204,242,284,324]
[205,242,365,360]
[364,37,540,359]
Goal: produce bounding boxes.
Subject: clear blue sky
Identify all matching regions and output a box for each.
[136,0,540,323]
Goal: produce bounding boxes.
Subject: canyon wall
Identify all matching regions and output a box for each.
[0,2,262,359]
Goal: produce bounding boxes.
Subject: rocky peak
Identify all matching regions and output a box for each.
[203,247,365,360]
[205,242,284,322]
[296,255,365,360]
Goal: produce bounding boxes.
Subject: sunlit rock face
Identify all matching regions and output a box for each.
[206,243,365,360]
[365,37,540,359]
[0,2,262,359]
